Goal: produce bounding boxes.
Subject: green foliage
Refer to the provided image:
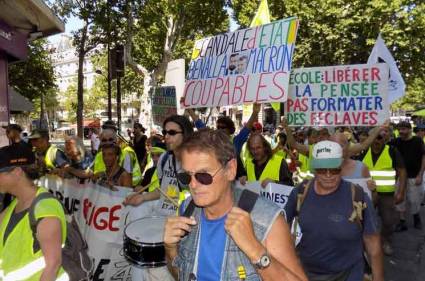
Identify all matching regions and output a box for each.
[129,0,229,76]
[231,0,425,109]
[8,39,57,101]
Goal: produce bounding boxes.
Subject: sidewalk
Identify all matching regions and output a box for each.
[384,206,425,281]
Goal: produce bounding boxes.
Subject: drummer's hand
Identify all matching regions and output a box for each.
[164,216,197,247]
[225,207,261,258]
[123,193,144,206]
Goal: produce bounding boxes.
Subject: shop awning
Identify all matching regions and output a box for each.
[0,0,64,39]
[9,87,33,113]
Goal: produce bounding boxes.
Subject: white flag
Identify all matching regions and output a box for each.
[367,34,405,104]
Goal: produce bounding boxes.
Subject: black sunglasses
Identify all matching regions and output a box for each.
[101,137,115,142]
[177,166,225,186]
[162,129,183,136]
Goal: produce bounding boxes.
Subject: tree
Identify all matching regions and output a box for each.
[8,39,58,123]
[231,0,425,109]
[124,0,230,121]
[48,0,105,137]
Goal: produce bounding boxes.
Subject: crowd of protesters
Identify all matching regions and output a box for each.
[0,108,424,280]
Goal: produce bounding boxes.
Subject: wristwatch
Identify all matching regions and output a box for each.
[253,252,271,269]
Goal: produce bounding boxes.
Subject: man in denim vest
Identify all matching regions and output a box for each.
[164,129,307,281]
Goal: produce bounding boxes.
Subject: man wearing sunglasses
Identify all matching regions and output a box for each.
[284,140,383,281]
[125,115,194,218]
[164,129,307,281]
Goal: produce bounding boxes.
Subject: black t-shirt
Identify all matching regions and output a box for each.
[132,135,147,164]
[390,136,424,178]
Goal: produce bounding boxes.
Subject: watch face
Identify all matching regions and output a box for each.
[260,255,271,268]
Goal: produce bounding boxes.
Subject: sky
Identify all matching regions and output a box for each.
[49,7,239,44]
[48,16,84,44]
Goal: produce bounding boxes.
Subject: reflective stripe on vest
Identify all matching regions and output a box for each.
[45,145,59,170]
[246,154,283,182]
[363,145,396,193]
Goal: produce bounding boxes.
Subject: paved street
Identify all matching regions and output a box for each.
[384,206,425,281]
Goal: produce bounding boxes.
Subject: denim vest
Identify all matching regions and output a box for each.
[173,187,283,281]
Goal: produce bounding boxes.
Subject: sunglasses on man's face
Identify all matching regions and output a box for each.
[162,129,183,136]
[315,168,341,175]
[177,166,225,186]
[101,137,115,143]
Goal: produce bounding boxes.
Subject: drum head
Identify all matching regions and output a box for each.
[125,216,166,244]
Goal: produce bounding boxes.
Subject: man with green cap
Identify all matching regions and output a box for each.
[28,129,68,174]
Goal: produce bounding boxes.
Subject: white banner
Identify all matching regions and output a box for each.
[37,175,159,281]
[236,181,294,209]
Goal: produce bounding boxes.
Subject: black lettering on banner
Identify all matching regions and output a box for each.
[110,261,132,280]
[48,189,80,214]
[92,259,110,281]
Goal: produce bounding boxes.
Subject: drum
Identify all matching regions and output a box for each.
[124,216,167,268]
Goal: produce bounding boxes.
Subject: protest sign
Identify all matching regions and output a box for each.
[151,86,177,126]
[235,181,293,209]
[183,17,299,109]
[286,63,389,126]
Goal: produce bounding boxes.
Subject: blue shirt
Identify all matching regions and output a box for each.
[197,210,227,281]
[284,179,379,281]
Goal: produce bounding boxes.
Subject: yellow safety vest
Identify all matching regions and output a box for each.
[0,187,68,281]
[298,145,314,180]
[246,154,283,182]
[362,145,396,193]
[44,145,59,170]
[94,147,142,186]
[122,146,142,186]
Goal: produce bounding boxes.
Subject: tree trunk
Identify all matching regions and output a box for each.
[77,24,88,138]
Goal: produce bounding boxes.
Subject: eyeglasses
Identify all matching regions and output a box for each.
[162,129,183,136]
[376,135,384,141]
[101,137,115,142]
[177,166,224,185]
[315,168,341,175]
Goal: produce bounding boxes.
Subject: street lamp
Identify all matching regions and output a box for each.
[95,69,112,120]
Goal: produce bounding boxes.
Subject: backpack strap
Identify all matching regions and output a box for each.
[296,179,312,215]
[181,200,196,218]
[29,192,57,253]
[158,151,171,186]
[348,183,366,230]
[237,189,259,213]
[292,179,312,241]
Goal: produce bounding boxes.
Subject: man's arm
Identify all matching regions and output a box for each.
[245,103,261,130]
[226,208,307,281]
[281,117,309,156]
[348,120,390,156]
[38,218,63,281]
[363,233,384,281]
[416,150,425,186]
